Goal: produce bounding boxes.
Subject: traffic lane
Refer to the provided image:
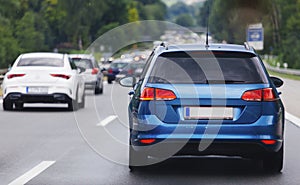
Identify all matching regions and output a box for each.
[28,120,299,185]
[280,78,300,118]
[25,82,300,185]
[0,106,86,184]
[0,83,126,184]
[0,86,114,184]
[1,82,299,185]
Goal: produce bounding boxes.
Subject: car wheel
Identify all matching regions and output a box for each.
[68,89,79,111]
[95,82,103,94]
[68,99,78,111]
[3,99,13,111]
[262,145,283,173]
[99,85,103,94]
[108,79,112,84]
[79,92,85,109]
[15,102,24,110]
[129,145,148,172]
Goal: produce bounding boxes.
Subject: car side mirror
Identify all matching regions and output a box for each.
[270,76,283,88]
[119,76,136,88]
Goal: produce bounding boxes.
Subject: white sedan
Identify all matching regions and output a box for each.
[2,52,85,111]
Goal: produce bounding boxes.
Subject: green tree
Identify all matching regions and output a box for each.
[137,0,166,20]
[15,11,47,52]
[278,0,300,68]
[128,6,139,22]
[207,0,275,47]
[175,13,194,27]
[0,18,20,67]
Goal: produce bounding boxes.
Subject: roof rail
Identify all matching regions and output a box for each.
[160,42,169,50]
[153,42,169,54]
[243,42,253,51]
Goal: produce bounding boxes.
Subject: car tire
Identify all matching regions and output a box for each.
[79,92,85,109]
[3,99,13,111]
[108,79,112,84]
[95,82,103,94]
[68,89,79,111]
[15,102,24,110]
[129,145,148,172]
[262,145,283,173]
[68,99,78,111]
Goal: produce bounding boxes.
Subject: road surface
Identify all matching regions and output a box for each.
[0,78,300,185]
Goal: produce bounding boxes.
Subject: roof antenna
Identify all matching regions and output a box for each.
[205,4,210,48]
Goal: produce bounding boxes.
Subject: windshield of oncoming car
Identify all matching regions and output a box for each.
[17,57,64,67]
[148,51,268,84]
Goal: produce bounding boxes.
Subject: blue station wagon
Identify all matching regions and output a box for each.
[119,43,284,173]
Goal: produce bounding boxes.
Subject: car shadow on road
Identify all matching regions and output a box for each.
[129,157,281,177]
[12,107,71,112]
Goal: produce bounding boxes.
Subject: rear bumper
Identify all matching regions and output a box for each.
[4,93,72,103]
[130,114,284,157]
[106,74,116,81]
[131,139,283,158]
[3,85,74,99]
[84,81,97,89]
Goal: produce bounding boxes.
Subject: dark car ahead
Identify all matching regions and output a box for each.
[115,62,146,82]
[120,43,285,173]
[106,59,129,84]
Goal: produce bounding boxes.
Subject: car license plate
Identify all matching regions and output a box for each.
[184,107,233,120]
[26,87,48,94]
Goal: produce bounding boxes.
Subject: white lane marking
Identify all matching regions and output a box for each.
[286,112,300,127]
[0,99,2,104]
[8,161,55,185]
[97,115,118,127]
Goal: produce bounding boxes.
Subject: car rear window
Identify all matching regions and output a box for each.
[17,58,64,67]
[110,62,128,69]
[72,58,93,69]
[148,51,268,84]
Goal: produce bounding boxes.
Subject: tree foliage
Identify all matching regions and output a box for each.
[201,0,300,69]
[0,0,166,68]
[175,14,194,27]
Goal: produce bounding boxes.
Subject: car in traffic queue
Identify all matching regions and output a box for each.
[105,59,130,84]
[69,54,104,94]
[2,52,85,111]
[115,62,146,82]
[119,43,285,173]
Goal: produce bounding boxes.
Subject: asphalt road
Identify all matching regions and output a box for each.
[0,78,300,185]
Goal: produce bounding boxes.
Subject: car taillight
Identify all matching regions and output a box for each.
[108,68,113,74]
[7,74,25,79]
[128,69,134,75]
[242,88,277,101]
[139,138,156,144]
[261,139,277,145]
[140,87,155,100]
[91,68,99,75]
[140,87,176,101]
[50,74,71,80]
[263,88,276,101]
